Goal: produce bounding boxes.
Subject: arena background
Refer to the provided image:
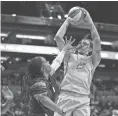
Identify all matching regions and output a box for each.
[1,1,118,116]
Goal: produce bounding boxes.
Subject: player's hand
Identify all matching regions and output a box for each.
[63,36,75,52]
[2,86,14,100]
[66,17,78,26]
[66,13,92,29]
[82,8,93,24]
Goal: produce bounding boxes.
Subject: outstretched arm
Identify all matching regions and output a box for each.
[84,9,101,67]
[50,37,75,75]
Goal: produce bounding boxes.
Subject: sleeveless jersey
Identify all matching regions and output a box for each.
[61,53,95,95]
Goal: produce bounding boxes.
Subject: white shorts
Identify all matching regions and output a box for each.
[54,91,90,116]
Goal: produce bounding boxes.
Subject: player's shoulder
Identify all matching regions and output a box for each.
[34,81,46,87]
[31,79,47,89]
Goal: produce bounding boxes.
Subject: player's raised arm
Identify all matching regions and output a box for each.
[54,17,76,51]
[91,19,101,67]
[54,18,69,51]
[84,9,101,67]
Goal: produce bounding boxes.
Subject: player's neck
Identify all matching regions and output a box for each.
[78,53,87,56]
[43,72,49,80]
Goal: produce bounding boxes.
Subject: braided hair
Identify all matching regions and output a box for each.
[21,56,44,111]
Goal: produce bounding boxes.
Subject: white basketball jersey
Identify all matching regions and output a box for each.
[61,53,95,95]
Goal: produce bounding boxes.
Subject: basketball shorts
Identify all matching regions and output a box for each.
[54,90,90,116]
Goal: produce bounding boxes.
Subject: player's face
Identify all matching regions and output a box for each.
[40,57,51,73]
[76,39,92,55]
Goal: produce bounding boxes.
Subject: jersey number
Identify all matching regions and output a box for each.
[77,63,86,69]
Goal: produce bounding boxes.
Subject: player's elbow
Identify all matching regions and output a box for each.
[37,94,47,104]
[92,51,101,67]
[94,38,101,46]
[55,35,60,40]
[55,35,64,43]
[34,92,47,102]
[38,95,46,104]
[55,35,63,43]
[39,95,52,106]
[93,42,101,54]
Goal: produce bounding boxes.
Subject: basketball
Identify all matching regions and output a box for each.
[68,6,83,22]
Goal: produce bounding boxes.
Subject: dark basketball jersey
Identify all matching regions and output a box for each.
[29,77,55,116]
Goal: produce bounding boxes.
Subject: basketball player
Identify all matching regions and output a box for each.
[54,8,101,116]
[21,38,74,116]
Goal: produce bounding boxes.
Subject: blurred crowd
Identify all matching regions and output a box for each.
[90,81,118,116]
